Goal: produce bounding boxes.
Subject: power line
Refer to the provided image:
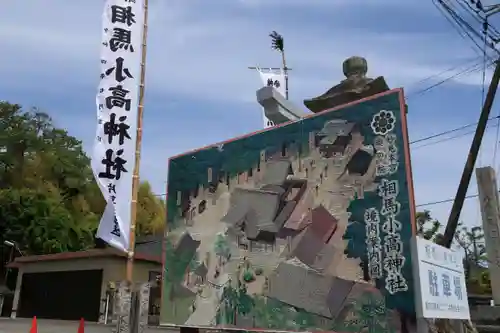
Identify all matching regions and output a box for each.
[412,121,500,149]
[406,58,494,99]
[432,0,494,57]
[410,115,500,145]
[405,56,481,90]
[438,0,499,56]
[416,193,479,207]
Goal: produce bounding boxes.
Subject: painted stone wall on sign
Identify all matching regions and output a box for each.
[161,89,417,332]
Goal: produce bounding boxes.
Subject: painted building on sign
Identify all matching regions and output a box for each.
[161,58,417,332]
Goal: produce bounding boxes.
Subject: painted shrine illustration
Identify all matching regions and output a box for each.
[162,89,417,332]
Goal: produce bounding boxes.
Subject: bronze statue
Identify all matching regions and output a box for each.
[304,56,390,113]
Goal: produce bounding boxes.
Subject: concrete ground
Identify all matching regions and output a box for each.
[0,318,178,333]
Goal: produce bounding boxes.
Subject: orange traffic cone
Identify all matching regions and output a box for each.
[29,316,37,333]
[77,318,84,333]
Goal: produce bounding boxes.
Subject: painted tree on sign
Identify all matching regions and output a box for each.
[214,232,230,263]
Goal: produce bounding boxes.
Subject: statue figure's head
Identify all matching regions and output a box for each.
[342,56,368,78]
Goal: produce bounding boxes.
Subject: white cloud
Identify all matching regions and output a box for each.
[0,0,491,105]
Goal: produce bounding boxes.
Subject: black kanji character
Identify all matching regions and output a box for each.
[274,80,281,88]
[383,253,405,272]
[366,237,381,251]
[267,78,273,87]
[104,113,131,145]
[365,222,380,240]
[111,195,117,204]
[364,208,380,223]
[453,276,462,300]
[98,149,128,180]
[105,85,131,111]
[385,273,408,295]
[109,28,134,52]
[381,196,400,216]
[108,183,116,194]
[381,215,402,234]
[428,269,439,296]
[377,179,399,198]
[368,262,382,279]
[105,57,133,83]
[111,215,121,237]
[110,5,136,27]
[442,273,452,297]
[383,234,403,254]
[368,250,382,264]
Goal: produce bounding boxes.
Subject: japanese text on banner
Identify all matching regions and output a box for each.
[257,68,285,128]
[92,0,144,252]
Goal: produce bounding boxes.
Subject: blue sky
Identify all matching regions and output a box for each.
[1,0,500,230]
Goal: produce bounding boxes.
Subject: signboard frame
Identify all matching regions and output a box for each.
[411,236,470,320]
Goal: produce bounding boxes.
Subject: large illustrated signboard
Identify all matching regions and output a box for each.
[161,89,417,332]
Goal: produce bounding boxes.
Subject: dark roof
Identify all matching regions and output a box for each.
[273,200,297,230]
[317,119,355,137]
[174,232,200,260]
[135,235,163,258]
[286,228,337,272]
[266,262,354,318]
[222,188,282,241]
[8,248,162,267]
[308,205,338,244]
[345,148,374,176]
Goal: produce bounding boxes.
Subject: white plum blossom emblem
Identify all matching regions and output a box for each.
[371,110,396,136]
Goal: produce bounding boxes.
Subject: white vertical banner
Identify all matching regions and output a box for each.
[92,0,145,252]
[256,68,286,129]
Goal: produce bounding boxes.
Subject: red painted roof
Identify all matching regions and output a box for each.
[308,205,338,244]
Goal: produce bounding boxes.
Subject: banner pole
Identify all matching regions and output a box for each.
[126,0,149,283]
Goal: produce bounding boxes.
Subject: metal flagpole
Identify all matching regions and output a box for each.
[126,0,149,283]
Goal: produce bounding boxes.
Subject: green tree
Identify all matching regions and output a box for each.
[136,181,166,235]
[0,187,94,254]
[0,101,167,259]
[294,310,318,330]
[416,210,441,241]
[214,232,229,260]
[415,209,491,294]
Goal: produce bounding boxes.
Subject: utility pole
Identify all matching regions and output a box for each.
[441,59,500,248]
[476,166,500,305]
